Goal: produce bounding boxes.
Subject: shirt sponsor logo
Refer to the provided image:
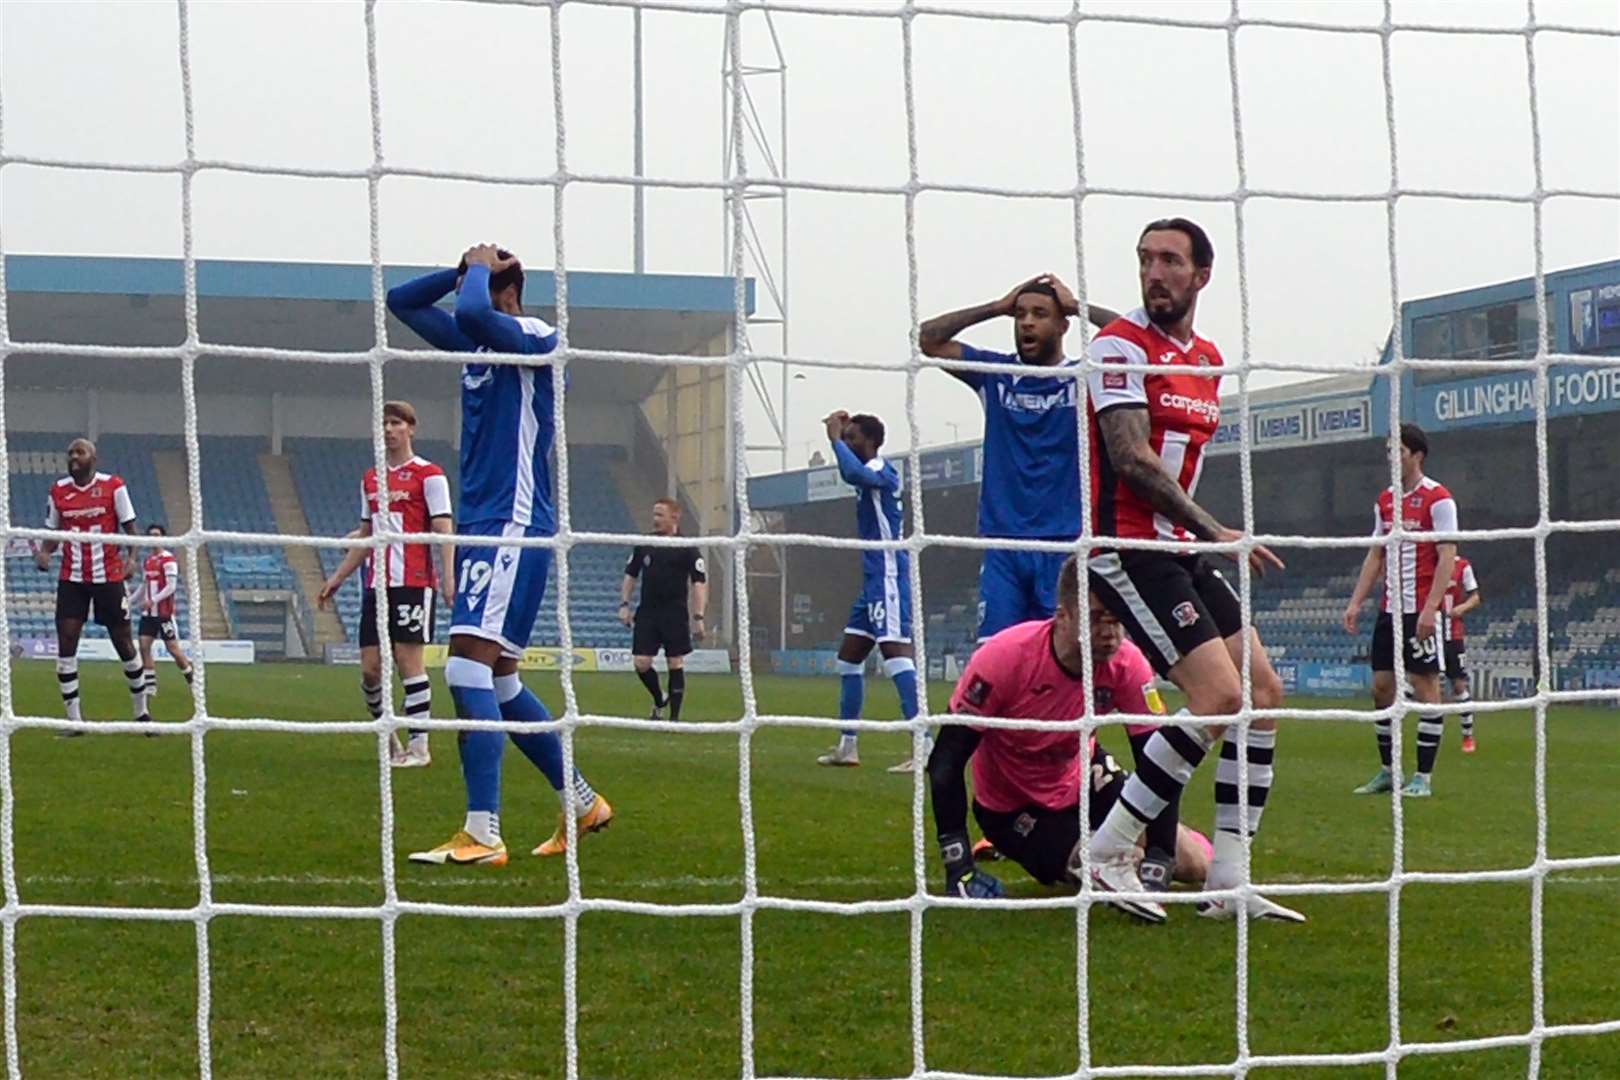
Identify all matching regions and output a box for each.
[996,383,1077,414]
[1157,393,1221,422]
[1102,372,1126,390]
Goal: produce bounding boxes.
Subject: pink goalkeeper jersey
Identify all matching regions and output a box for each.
[950,620,1163,813]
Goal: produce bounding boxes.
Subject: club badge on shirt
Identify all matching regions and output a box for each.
[962,675,992,710]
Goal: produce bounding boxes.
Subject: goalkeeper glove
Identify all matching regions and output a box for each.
[940,831,1004,900]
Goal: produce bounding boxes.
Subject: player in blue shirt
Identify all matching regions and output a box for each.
[920,275,1118,641]
[386,244,612,867]
[814,411,922,772]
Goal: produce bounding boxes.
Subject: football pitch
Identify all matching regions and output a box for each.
[4,661,1618,1079]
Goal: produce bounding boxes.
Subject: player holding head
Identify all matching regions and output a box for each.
[1442,553,1481,753]
[387,244,611,866]
[920,277,1119,642]
[1084,218,1303,923]
[34,438,150,732]
[927,555,1211,903]
[317,400,455,768]
[619,497,708,722]
[1343,424,1458,797]
[813,411,923,772]
[133,524,194,708]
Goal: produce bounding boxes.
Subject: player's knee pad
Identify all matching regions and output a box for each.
[836,660,864,677]
[882,656,915,678]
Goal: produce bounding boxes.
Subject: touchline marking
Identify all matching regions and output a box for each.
[15,871,1618,893]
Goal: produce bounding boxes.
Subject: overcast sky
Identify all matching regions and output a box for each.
[2,0,1616,472]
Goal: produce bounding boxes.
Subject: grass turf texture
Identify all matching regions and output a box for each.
[4,661,1618,1079]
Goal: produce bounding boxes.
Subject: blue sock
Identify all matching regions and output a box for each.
[495,673,565,791]
[884,656,919,719]
[837,660,864,740]
[446,657,503,814]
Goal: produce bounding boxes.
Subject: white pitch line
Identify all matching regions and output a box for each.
[15,871,1619,893]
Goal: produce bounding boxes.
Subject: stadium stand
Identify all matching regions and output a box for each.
[5,433,187,642]
[285,438,637,648]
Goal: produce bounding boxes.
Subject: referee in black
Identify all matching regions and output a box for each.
[620,497,708,721]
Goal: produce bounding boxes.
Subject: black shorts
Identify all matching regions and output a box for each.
[57,580,129,628]
[1087,551,1243,677]
[1444,638,1468,682]
[358,586,435,648]
[632,606,692,659]
[971,745,1127,886]
[138,615,180,641]
[1371,612,1441,676]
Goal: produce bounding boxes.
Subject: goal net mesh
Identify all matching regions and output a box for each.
[1,1,1618,1077]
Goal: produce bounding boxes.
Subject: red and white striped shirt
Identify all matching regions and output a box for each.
[1374,477,1459,616]
[360,457,452,588]
[1087,309,1224,543]
[142,549,181,618]
[45,473,136,584]
[1442,555,1478,641]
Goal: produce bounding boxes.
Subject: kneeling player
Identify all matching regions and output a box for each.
[927,555,1210,903]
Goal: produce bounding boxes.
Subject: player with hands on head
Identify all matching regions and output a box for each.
[386,243,611,865]
[814,410,923,773]
[920,274,1120,644]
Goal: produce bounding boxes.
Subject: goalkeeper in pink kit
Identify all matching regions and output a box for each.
[927,554,1211,898]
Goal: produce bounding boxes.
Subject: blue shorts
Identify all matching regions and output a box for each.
[449,521,554,658]
[844,573,913,643]
[978,546,1070,640]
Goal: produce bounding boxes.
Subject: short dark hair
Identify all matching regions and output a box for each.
[1140,217,1214,270]
[1016,280,1062,308]
[1400,422,1429,458]
[849,413,885,449]
[147,523,167,535]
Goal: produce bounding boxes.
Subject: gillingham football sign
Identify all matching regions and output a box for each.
[1419,366,1620,430]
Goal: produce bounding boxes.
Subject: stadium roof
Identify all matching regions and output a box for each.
[3,254,754,401]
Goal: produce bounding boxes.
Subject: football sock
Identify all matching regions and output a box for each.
[56,657,82,723]
[1416,714,1443,776]
[1130,727,1182,863]
[361,679,385,721]
[401,674,432,739]
[122,658,147,718]
[1115,724,1215,831]
[637,668,665,707]
[1375,717,1393,768]
[446,657,503,819]
[837,660,864,741]
[464,810,500,846]
[495,674,597,811]
[181,665,194,685]
[143,668,158,696]
[884,656,919,720]
[667,669,686,722]
[1456,688,1475,737]
[1214,727,1276,838]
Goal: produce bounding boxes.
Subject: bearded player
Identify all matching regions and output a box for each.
[35,438,151,733]
[920,277,1118,642]
[1084,219,1303,924]
[928,556,1212,903]
[387,245,611,865]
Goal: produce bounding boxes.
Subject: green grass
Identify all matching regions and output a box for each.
[5,661,1619,1078]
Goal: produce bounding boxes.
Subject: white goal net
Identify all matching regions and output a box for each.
[1,1,1619,1078]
